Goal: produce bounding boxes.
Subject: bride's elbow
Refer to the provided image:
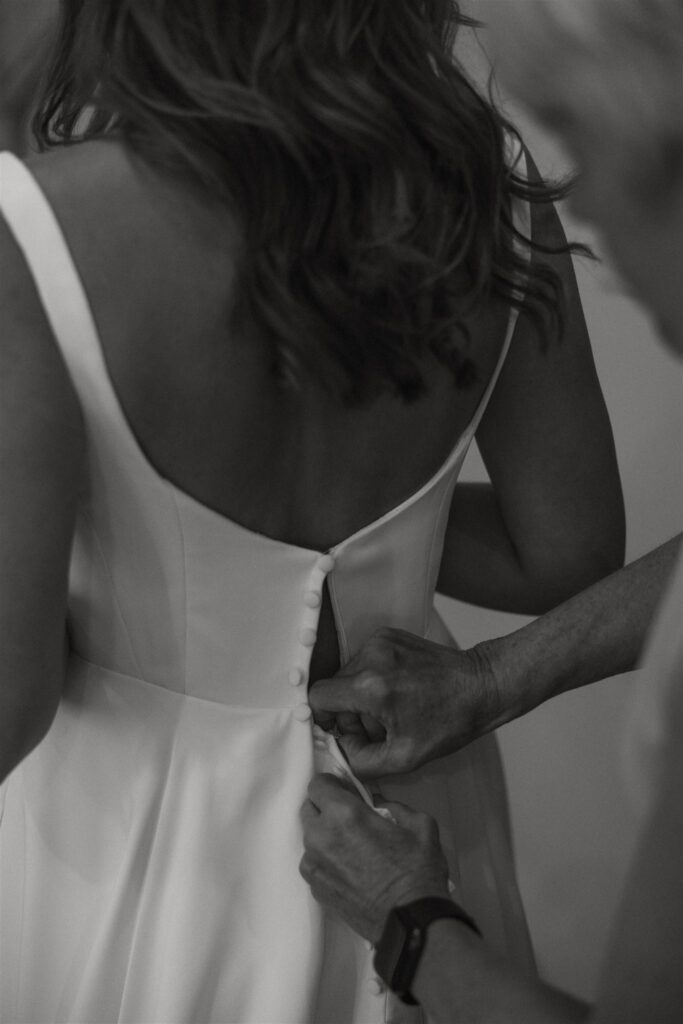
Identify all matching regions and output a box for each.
[0,672,62,785]
[577,502,627,584]
[524,530,626,615]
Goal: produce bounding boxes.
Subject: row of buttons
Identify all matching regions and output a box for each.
[291,552,337,722]
[298,557,385,1003]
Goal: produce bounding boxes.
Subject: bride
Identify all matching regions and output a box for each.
[0,1,623,1021]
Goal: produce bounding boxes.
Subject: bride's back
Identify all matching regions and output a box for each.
[20,0,548,682]
[29,139,510,555]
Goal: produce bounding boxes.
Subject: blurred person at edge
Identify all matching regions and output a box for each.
[302,3,683,1023]
[0,1,57,153]
[0,2,625,1023]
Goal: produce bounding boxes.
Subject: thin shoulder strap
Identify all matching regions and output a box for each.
[463,139,532,441]
[0,151,124,426]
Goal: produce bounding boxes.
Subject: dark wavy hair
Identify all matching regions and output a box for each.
[35,0,584,405]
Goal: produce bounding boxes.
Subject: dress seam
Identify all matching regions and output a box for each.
[67,653,296,714]
[422,482,456,636]
[168,487,189,696]
[79,508,145,680]
[117,725,183,1011]
[470,746,536,967]
[13,789,27,1022]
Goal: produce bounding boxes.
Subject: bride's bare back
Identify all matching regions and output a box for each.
[2,133,623,704]
[24,139,512,680]
[30,140,509,552]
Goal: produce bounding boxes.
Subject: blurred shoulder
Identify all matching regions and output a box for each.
[20,138,238,337]
[24,137,139,216]
[0,197,83,483]
[21,139,161,283]
[23,136,235,256]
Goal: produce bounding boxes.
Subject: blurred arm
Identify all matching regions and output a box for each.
[0,214,83,782]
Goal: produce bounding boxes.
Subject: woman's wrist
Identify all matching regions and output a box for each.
[412,914,591,1024]
[430,636,531,759]
[471,630,541,732]
[410,915,485,1020]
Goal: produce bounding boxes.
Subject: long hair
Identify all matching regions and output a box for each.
[35,0,583,405]
[492,0,683,208]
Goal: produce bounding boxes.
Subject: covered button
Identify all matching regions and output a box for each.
[299,627,317,647]
[293,704,312,723]
[288,667,306,687]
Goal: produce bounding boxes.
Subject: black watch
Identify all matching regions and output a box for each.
[373,896,481,1006]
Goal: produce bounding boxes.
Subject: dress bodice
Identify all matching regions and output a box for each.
[0,149,527,710]
[1,148,536,1024]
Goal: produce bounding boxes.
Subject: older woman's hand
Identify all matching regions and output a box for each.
[299,774,450,943]
[308,628,502,779]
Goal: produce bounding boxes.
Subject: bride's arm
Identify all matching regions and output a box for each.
[437,169,625,614]
[0,216,83,783]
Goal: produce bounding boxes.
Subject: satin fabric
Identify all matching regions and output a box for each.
[0,149,534,1024]
[622,549,683,822]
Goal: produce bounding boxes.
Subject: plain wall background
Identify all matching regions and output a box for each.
[439,7,683,1000]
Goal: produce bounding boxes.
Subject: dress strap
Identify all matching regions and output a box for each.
[0,144,531,465]
[0,151,120,426]
[463,142,532,442]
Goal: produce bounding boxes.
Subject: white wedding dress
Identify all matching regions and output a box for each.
[0,149,534,1024]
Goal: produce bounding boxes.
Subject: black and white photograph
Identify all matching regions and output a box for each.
[0,2,681,1022]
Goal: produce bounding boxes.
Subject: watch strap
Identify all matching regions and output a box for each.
[401,896,481,938]
[374,896,481,1006]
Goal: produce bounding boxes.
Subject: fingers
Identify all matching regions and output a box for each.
[336,711,367,736]
[325,713,384,745]
[298,851,316,885]
[311,706,337,731]
[373,798,437,838]
[340,733,420,780]
[307,771,359,811]
[308,677,366,716]
[360,713,385,743]
[300,798,319,825]
[310,667,394,713]
[338,735,392,780]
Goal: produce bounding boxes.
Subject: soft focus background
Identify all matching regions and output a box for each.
[0,0,57,154]
[2,0,681,1005]
[443,4,683,1000]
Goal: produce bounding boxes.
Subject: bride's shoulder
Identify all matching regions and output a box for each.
[23,137,237,324]
[24,137,210,240]
[27,136,233,228]
[22,138,159,265]
[25,136,135,205]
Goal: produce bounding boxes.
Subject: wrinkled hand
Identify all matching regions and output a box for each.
[308,628,499,778]
[300,774,449,943]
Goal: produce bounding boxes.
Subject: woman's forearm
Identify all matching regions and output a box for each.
[413,919,589,1024]
[437,483,623,616]
[474,535,681,726]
